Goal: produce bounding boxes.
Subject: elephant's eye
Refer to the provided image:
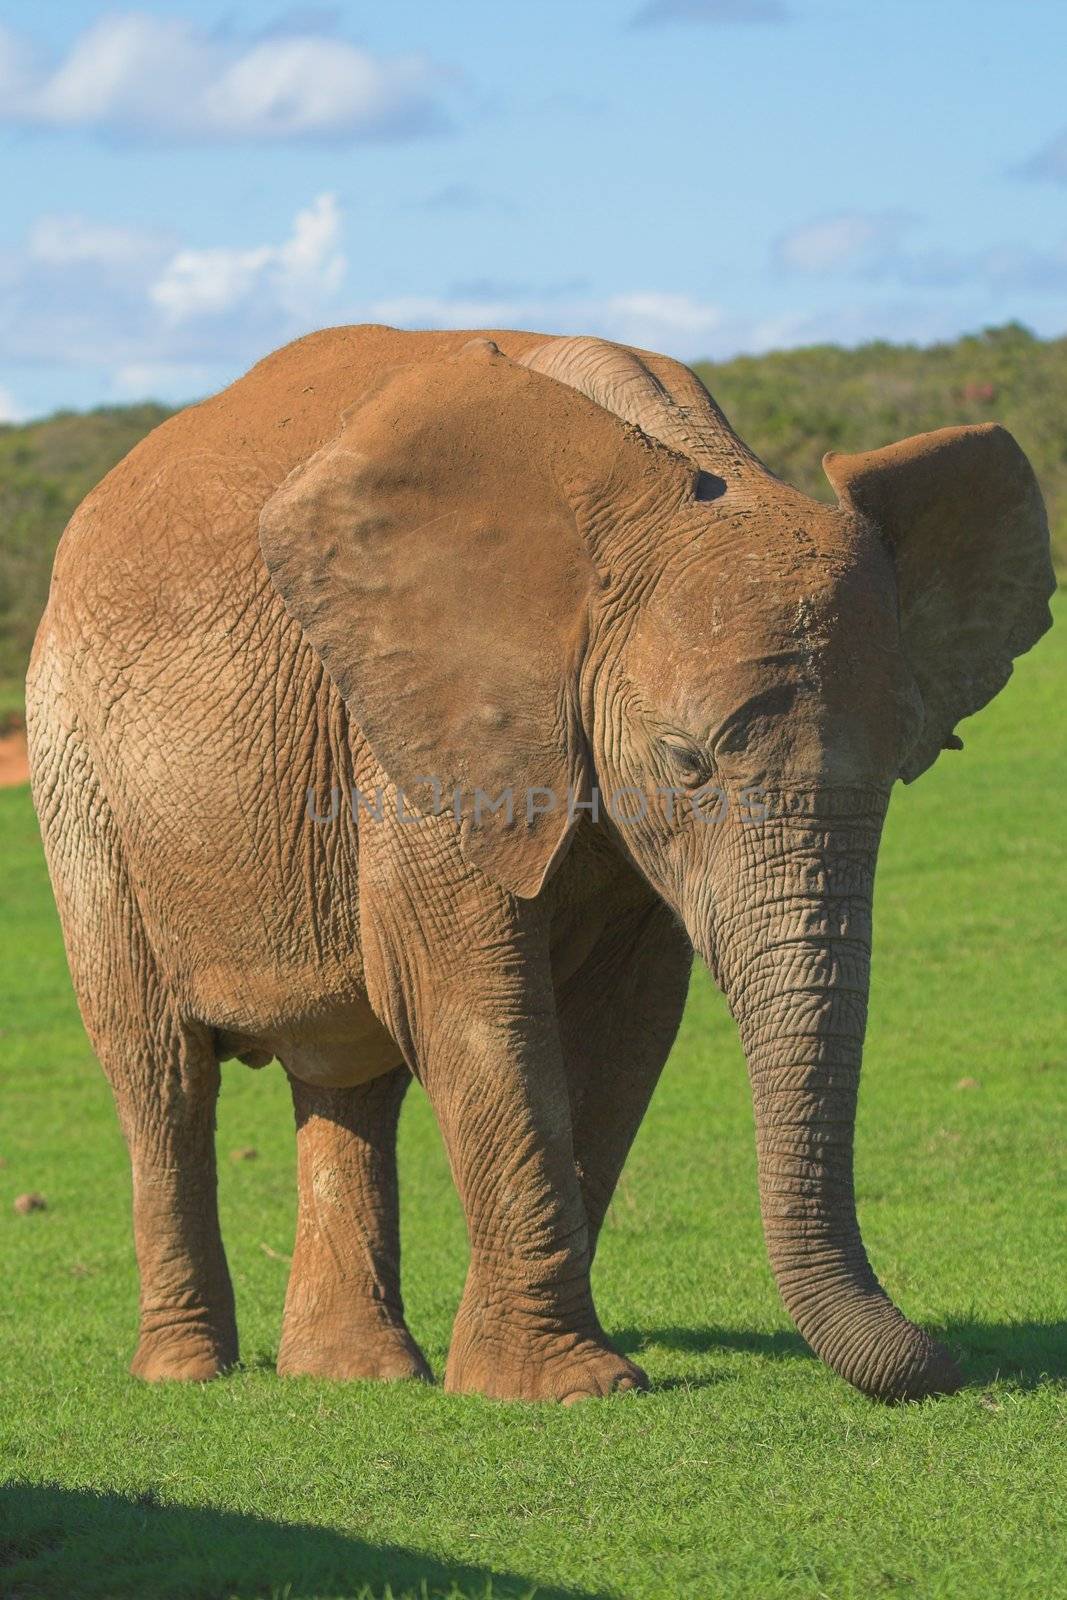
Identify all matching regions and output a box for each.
[662,738,709,788]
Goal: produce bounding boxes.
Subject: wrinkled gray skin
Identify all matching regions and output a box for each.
[27,326,1054,1403]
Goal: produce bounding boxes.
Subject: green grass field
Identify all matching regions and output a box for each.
[1,602,1064,1600]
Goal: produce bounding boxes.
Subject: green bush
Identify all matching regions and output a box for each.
[697,322,1067,576]
[0,404,172,707]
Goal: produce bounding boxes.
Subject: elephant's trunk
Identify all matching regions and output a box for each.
[707,787,962,1401]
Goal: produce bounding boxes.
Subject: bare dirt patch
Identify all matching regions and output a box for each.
[0,727,29,787]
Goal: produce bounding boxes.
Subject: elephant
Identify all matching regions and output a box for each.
[27,324,1054,1404]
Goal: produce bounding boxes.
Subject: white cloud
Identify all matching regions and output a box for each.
[774,210,1067,297]
[971,242,1067,293]
[774,212,911,274]
[415,183,512,213]
[370,293,521,329]
[631,0,789,25]
[0,384,23,423]
[1017,127,1067,184]
[0,14,451,143]
[151,193,345,322]
[3,187,1064,420]
[0,21,35,98]
[604,291,724,341]
[368,288,727,358]
[742,301,969,353]
[27,213,168,269]
[202,36,443,140]
[0,194,348,390]
[111,362,218,402]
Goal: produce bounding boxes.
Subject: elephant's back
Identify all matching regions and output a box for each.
[44,324,548,659]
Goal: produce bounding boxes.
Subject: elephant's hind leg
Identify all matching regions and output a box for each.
[277,1067,431,1382]
[33,736,236,1380]
[123,1023,236,1382]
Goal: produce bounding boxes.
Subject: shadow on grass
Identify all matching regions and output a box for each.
[941,1318,1067,1390]
[613,1325,808,1363]
[0,1482,607,1600]
[614,1320,1067,1392]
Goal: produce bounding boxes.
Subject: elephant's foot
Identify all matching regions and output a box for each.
[445,1304,648,1403]
[131,1314,238,1382]
[277,1306,431,1383]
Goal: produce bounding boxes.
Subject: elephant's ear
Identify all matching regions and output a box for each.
[259,340,609,898]
[823,424,1055,782]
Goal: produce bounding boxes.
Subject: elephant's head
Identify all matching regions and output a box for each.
[260,332,1054,1401]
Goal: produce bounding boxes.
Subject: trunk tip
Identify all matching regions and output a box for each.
[864,1337,964,1404]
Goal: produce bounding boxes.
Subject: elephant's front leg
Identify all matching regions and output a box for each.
[366,897,646,1402]
[557,899,693,1258]
[429,978,647,1404]
[277,1066,431,1382]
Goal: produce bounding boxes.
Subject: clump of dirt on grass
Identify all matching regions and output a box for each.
[0,712,28,787]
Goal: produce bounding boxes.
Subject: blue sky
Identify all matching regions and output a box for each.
[1,0,1065,420]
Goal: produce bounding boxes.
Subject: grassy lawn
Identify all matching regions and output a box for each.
[1,601,1064,1600]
